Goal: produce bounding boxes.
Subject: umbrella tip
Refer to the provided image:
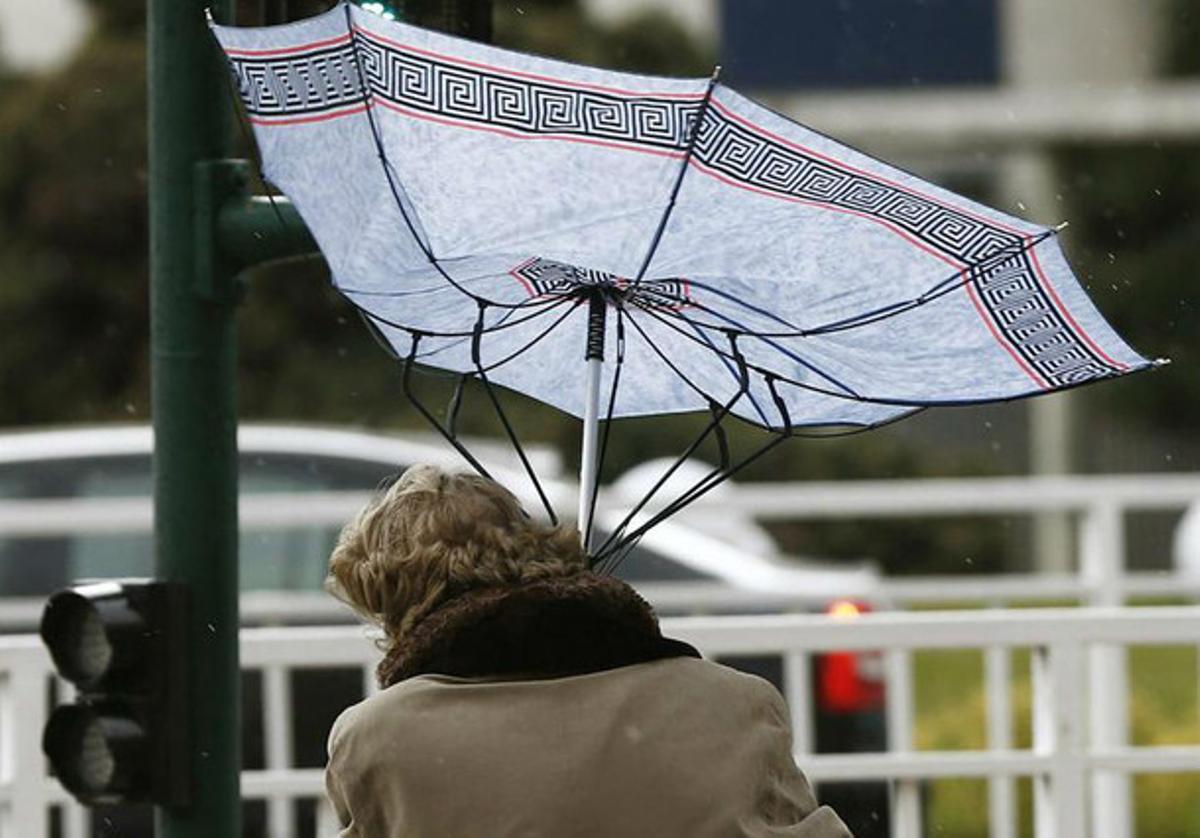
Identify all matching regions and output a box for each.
[1152,357,1173,368]
[711,65,723,81]
[1054,220,1071,232]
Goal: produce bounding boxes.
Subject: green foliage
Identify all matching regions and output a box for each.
[82,0,146,38]
[1165,0,1200,78]
[494,2,712,76]
[914,645,1200,837]
[1056,143,1200,434]
[0,35,150,424]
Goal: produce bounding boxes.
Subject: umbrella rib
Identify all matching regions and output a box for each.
[337,276,568,304]
[644,296,1142,409]
[594,395,735,573]
[452,298,582,375]
[348,291,574,340]
[634,301,862,401]
[673,229,1059,339]
[401,333,495,479]
[630,70,720,287]
[801,228,1060,337]
[601,432,792,566]
[470,303,560,525]
[682,319,772,426]
[598,395,935,569]
[592,308,750,559]
[601,373,801,564]
[672,277,807,334]
[342,6,538,311]
[621,303,725,404]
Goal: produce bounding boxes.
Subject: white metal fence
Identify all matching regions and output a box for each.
[2,473,1199,836]
[3,608,1200,838]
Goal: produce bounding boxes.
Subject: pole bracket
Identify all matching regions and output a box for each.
[195,158,320,300]
[193,159,250,304]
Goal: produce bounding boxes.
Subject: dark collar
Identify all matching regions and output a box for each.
[377,573,699,688]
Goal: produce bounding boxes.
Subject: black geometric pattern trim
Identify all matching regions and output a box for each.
[511,258,691,311]
[225,32,1122,388]
[230,41,364,117]
[692,113,1017,266]
[971,251,1116,385]
[228,32,702,150]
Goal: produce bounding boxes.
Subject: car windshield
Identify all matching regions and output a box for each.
[0,452,397,597]
[0,450,713,598]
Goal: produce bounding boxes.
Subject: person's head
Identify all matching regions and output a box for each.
[327,464,586,641]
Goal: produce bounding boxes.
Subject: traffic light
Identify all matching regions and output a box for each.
[356,0,493,42]
[357,1,402,21]
[40,580,189,806]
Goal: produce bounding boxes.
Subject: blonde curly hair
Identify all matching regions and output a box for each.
[327,464,586,642]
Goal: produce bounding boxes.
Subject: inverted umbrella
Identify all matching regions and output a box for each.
[210,4,1155,561]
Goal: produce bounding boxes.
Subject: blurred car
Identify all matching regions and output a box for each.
[0,423,888,837]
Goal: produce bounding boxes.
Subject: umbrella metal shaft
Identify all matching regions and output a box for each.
[578,293,607,551]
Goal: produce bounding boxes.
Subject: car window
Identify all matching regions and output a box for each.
[236,454,399,591]
[594,528,715,583]
[1,446,713,596]
[0,450,399,597]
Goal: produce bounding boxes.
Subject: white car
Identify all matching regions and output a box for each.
[0,423,877,626]
[0,423,888,837]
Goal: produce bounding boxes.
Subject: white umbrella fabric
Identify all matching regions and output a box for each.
[211,5,1154,557]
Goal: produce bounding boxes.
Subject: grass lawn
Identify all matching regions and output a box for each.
[909,642,1200,837]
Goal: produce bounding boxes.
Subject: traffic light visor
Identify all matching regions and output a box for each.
[43,704,148,804]
[40,582,145,689]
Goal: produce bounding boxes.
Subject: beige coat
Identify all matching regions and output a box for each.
[326,656,851,837]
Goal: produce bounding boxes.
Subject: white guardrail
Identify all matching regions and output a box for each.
[1,473,1198,837]
[3,608,1200,838]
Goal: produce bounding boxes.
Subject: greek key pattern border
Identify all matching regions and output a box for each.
[225,32,1122,387]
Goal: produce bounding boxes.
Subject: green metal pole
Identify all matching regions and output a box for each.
[149,0,240,834]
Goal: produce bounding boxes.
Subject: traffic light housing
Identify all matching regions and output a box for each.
[40,580,189,806]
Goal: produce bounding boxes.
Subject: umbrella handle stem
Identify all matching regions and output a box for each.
[579,357,604,551]
[578,296,607,551]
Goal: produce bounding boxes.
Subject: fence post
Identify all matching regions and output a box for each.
[783,652,814,756]
[1032,642,1088,838]
[264,665,295,838]
[885,649,920,838]
[0,651,50,838]
[985,645,1017,838]
[1082,502,1132,838]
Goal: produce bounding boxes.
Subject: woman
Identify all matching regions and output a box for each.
[325,464,851,837]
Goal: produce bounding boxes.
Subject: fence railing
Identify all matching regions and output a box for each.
[3,473,1198,837]
[2,472,1198,628]
[3,607,1200,838]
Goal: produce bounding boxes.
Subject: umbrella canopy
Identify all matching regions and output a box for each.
[210,4,1154,555]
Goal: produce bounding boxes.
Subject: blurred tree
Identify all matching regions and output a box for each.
[494,0,711,76]
[1058,143,1200,438]
[1165,0,1200,78]
[1052,0,1200,459]
[0,22,150,425]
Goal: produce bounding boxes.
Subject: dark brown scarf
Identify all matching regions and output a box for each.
[377,573,699,688]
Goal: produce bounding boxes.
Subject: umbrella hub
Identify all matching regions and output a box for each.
[510,257,693,313]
